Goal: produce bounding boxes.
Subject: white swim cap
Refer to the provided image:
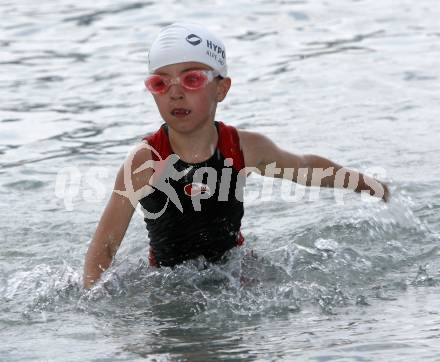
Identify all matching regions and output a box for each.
[148,22,227,77]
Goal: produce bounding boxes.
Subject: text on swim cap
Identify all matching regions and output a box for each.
[206,40,225,59]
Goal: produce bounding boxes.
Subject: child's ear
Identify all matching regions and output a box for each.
[216,77,231,102]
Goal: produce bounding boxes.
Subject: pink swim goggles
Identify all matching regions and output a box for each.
[145,69,220,95]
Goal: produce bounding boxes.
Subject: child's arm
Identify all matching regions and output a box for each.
[83,143,153,289]
[83,165,135,289]
[239,131,389,201]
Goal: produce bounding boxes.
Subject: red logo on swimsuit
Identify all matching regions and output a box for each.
[184,183,211,197]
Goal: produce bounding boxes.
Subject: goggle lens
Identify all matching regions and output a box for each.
[145,75,167,94]
[181,71,208,90]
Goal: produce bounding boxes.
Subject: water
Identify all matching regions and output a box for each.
[1,0,440,360]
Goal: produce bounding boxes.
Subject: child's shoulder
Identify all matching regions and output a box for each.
[236,129,281,169]
[113,140,154,197]
[237,129,276,150]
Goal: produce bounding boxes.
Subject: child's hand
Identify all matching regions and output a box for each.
[381,182,390,203]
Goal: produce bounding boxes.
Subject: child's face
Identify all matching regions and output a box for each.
[150,61,231,133]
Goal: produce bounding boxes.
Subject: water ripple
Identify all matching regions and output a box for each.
[62,2,152,26]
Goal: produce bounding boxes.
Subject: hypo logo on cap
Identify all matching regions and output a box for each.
[186,34,202,46]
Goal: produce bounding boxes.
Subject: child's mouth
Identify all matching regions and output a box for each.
[171,108,191,117]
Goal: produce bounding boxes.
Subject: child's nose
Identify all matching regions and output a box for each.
[169,83,184,99]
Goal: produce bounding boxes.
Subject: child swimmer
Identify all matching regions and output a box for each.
[83,22,389,289]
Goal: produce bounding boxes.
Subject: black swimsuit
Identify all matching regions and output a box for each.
[139,121,246,267]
